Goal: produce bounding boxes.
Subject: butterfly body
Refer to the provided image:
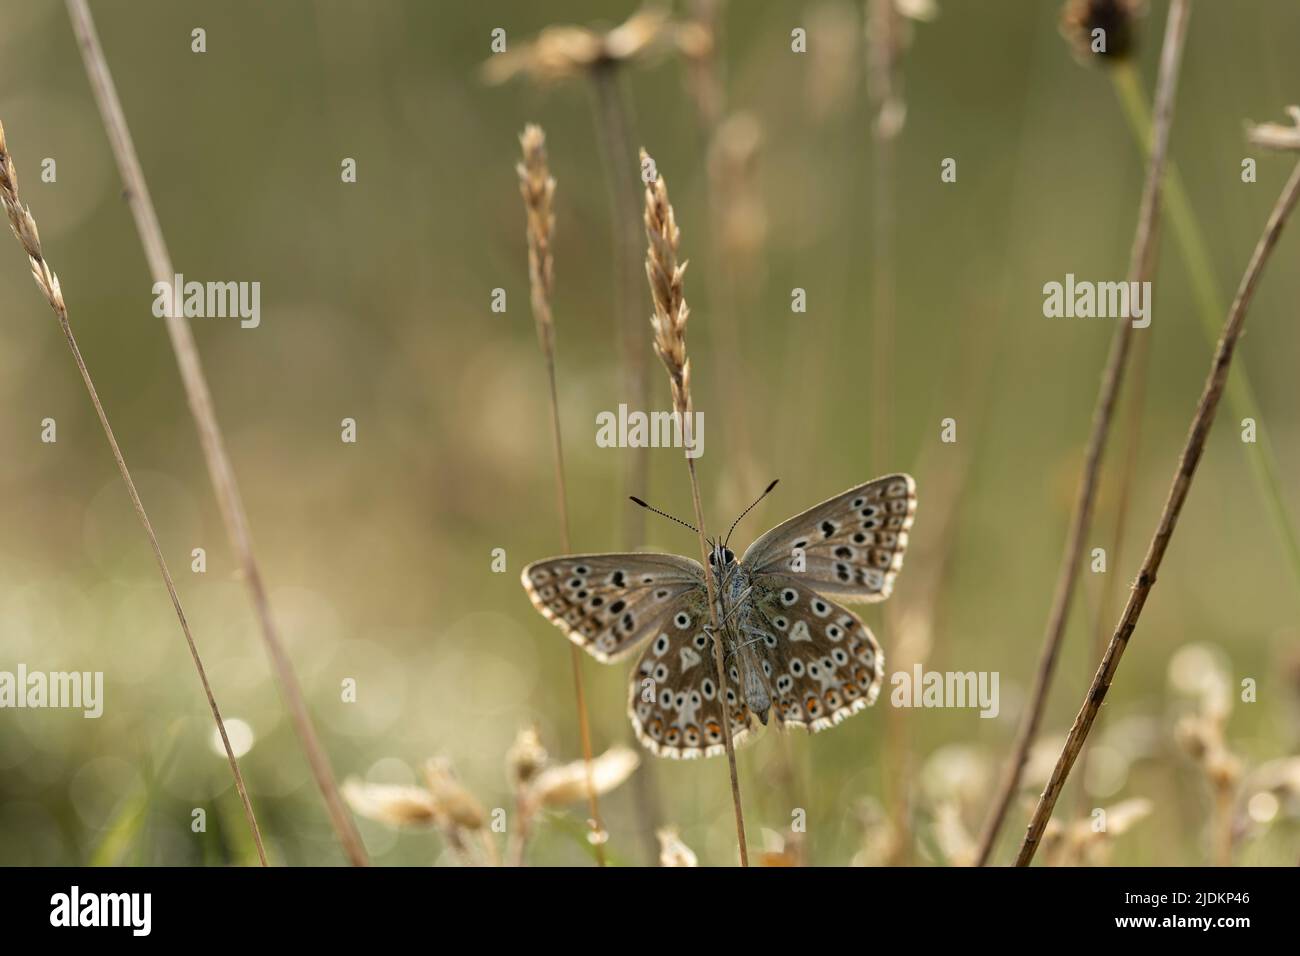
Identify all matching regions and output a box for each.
[521,475,916,759]
[707,548,772,724]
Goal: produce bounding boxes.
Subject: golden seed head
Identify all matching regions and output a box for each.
[483,7,672,86]
[528,745,640,807]
[340,777,439,828]
[517,124,557,351]
[1248,106,1300,153]
[506,723,550,789]
[641,152,693,415]
[423,757,487,831]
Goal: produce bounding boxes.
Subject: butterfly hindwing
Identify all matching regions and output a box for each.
[627,602,762,759]
[750,575,885,731]
[520,553,706,663]
[741,474,916,602]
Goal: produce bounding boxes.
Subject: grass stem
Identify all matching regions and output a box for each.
[1017,154,1300,866]
[974,0,1191,866]
[1112,59,1300,596]
[65,0,367,866]
[517,124,607,866]
[643,158,749,865]
[0,119,267,867]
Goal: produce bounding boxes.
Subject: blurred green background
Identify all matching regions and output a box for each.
[1,0,1298,866]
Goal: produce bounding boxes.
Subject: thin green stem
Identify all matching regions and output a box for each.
[1112,61,1300,594]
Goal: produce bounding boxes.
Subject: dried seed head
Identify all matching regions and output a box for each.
[1060,0,1145,64]
[341,777,439,828]
[1248,106,1300,153]
[0,121,64,316]
[506,723,550,789]
[641,152,693,415]
[0,120,16,193]
[656,826,699,867]
[517,124,557,354]
[483,8,672,86]
[423,757,487,831]
[529,745,640,807]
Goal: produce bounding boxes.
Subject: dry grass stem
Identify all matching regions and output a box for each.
[516,123,607,865]
[974,0,1190,866]
[642,153,749,865]
[1016,152,1300,865]
[0,119,267,867]
[65,0,367,866]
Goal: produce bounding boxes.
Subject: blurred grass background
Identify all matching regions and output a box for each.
[0,0,1298,866]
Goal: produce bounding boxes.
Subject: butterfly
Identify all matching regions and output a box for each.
[520,475,916,759]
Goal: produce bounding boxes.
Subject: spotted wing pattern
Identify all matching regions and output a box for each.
[520,553,706,663]
[741,475,916,602]
[749,575,885,731]
[626,600,762,759]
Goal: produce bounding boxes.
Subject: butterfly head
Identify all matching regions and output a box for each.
[706,540,737,579]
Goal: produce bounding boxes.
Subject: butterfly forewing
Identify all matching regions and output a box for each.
[749,576,885,730]
[627,608,762,759]
[741,474,916,602]
[520,553,706,663]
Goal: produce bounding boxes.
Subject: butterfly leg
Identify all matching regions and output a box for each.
[701,587,754,649]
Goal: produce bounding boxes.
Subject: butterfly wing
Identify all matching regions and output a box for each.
[626,599,763,759]
[749,575,885,730]
[740,474,916,602]
[520,553,707,663]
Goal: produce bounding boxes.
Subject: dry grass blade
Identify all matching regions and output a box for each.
[973,0,1190,866]
[0,119,267,867]
[642,153,748,865]
[64,0,368,866]
[516,123,607,866]
[1016,153,1300,865]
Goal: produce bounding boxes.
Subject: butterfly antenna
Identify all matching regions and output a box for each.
[629,496,699,535]
[725,479,780,548]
